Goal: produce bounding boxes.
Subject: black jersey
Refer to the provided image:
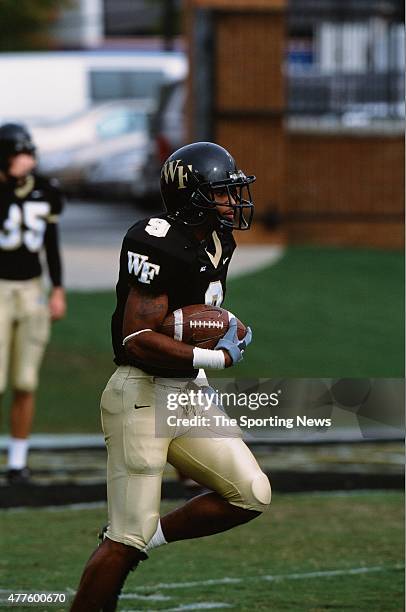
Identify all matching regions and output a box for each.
[112,214,236,377]
[0,174,64,283]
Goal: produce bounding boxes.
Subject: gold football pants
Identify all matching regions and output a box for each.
[101,366,271,550]
[0,278,50,393]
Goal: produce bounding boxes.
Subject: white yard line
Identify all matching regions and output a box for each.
[121,605,231,612]
[118,593,171,602]
[125,564,403,592]
[1,566,402,611]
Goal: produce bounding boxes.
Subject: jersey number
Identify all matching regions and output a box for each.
[205,280,223,307]
[145,218,171,238]
[0,202,50,252]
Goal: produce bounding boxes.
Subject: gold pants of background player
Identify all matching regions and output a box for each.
[0,278,50,393]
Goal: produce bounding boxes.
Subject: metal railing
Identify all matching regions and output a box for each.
[288,70,405,118]
[287,0,405,119]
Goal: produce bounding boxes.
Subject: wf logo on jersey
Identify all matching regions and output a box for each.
[128,251,160,284]
[161,159,193,190]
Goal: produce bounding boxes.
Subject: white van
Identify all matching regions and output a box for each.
[0,50,187,123]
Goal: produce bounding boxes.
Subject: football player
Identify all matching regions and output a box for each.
[71,142,271,611]
[0,123,66,484]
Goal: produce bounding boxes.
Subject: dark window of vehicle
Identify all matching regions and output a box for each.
[89,70,164,101]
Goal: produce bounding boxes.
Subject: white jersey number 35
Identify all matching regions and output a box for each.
[0,202,50,252]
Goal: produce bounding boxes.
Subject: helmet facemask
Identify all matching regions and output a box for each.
[190,173,255,231]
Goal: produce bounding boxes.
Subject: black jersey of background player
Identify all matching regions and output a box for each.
[112,214,236,377]
[0,174,64,281]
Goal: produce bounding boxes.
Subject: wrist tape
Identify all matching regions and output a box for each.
[193,347,225,369]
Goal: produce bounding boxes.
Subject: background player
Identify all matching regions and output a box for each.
[0,123,66,484]
[71,142,271,611]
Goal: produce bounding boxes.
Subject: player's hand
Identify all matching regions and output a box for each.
[49,286,67,321]
[215,318,252,366]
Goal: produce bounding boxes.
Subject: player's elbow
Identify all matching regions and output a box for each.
[124,333,154,361]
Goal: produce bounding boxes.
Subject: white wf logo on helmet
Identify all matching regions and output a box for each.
[127,251,160,284]
[161,159,193,190]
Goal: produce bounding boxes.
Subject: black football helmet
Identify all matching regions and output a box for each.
[0,123,36,173]
[160,142,255,231]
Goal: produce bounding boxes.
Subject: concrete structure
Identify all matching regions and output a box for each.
[51,0,104,49]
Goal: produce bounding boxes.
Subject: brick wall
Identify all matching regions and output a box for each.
[285,131,404,248]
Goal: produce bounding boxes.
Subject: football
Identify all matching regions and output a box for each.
[160,304,246,349]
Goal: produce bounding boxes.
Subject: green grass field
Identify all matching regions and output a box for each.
[1,246,403,433]
[227,245,404,378]
[0,491,403,611]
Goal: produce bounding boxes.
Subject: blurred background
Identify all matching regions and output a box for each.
[0,0,403,247]
[0,0,404,501]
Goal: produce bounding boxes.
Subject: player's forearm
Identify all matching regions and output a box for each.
[126,330,193,366]
[44,223,63,286]
[125,331,230,369]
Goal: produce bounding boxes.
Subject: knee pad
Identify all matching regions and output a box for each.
[229,471,272,513]
[250,472,272,511]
